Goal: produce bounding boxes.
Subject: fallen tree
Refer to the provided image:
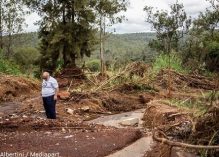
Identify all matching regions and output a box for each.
[153,130,219,150]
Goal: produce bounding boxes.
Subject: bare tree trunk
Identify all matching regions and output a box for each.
[0,0,3,50]
[103,16,106,72]
[100,14,104,75]
[7,33,12,58]
[6,10,12,59]
[71,0,76,67]
[166,35,172,98]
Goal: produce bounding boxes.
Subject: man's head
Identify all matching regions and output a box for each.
[42,71,50,80]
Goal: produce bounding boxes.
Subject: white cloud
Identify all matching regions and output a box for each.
[25,12,41,32]
[24,0,211,34]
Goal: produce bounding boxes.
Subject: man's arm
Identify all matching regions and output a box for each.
[53,79,59,100]
[54,87,59,100]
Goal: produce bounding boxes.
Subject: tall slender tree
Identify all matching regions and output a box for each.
[144,0,191,97]
[144,1,191,53]
[93,0,128,74]
[0,0,3,51]
[0,0,26,58]
[4,0,26,58]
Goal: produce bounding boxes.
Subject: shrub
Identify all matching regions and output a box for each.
[86,59,100,72]
[0,50,21,75]
[206,41,219,72]
[152,53,188,74]
[13,47,40,67]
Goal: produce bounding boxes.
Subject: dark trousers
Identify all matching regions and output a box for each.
[42,95,56,119]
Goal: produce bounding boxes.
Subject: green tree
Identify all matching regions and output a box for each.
[25,0,128,72]
[93,0,128,74]
[25,0,98,71]
[144,0,191,96]
[13,47,40,73]
[1,0,26,58]
[144,0,191,53]
[193,0,219,38]
[184,0,219,72]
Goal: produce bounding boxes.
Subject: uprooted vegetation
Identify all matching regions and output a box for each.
[0,62,218,157]
[142,68,219,157]
[57,63,218,151]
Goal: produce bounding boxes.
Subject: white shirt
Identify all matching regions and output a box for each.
[41,76,59,97]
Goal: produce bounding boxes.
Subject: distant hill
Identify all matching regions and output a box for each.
[93,33,155,54]
[11,32,39,48]
[12,32,157,63]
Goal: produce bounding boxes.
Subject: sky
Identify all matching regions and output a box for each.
[24,0,211,34]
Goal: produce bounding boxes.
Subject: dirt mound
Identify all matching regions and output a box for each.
[192,108,219,146]
[0,75,39,101]
[56,67,86,88]
[143,100,192,138]
[57,67,86,79]
[155,69,217,90]
[56,91,153,117]
[100,92,152,112]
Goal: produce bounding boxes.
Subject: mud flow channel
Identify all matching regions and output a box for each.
[88,109,155,157]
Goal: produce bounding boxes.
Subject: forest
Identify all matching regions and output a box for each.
[0,0,218,157]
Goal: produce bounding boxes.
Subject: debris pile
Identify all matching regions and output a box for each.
[191,105,219,152]
[128,62,150,78]
[155,69,217,90]
[56,66,86,88]
[143,101,192,138]
[0,75,39,101]
[101,92,151,112]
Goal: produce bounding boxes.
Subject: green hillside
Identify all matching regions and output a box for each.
[12,32,157,66]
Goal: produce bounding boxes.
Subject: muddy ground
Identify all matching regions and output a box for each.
[0,68,218,157]
[0,127,141,157]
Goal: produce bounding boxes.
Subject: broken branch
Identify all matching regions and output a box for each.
[153,130,219,150]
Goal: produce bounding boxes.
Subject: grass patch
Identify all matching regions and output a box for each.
[152,53,189,74]
[169,98,208,117]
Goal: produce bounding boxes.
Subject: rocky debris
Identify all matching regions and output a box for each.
[44,131,52,135]
[58,91,70,100]
[22,115,28,118]
[119,118,139,127]
[64,135,73,139]
[65,108,75,115]
[81,106,90,112]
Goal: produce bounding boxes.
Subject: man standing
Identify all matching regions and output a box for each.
[41,71,59,119]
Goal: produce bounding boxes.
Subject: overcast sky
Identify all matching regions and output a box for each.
[25,0,211,34]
